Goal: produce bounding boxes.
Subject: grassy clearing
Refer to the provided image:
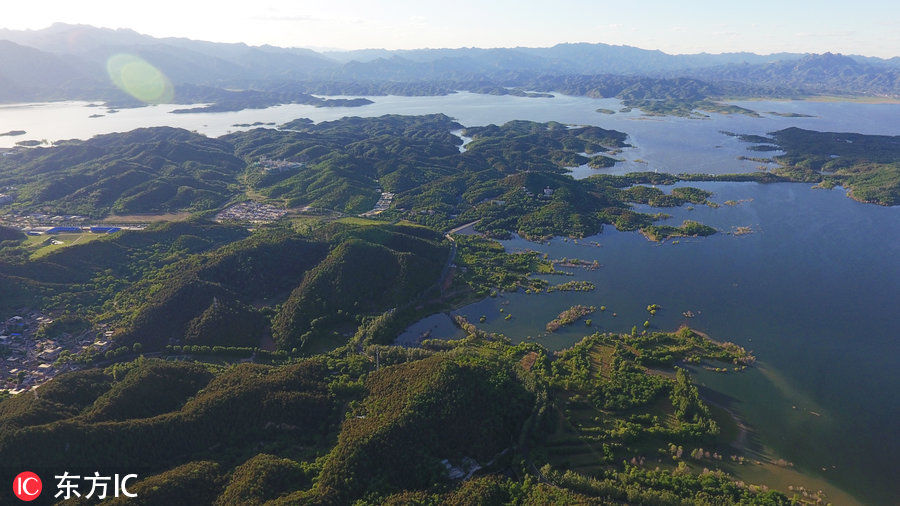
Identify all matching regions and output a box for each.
[26,232,104,259]
[335,216,384,226]
[289,215,329,235]
[588,342,615,380]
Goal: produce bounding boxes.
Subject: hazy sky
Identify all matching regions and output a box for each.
[3,0,899,57]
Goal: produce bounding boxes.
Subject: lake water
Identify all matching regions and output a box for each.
[407,181,900,504]
[2,94,898,503]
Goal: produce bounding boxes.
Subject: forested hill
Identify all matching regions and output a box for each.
[2,114,898,222]
[1,114,633,220]
[1,117,897,357]
[224,114,465,213]
[0,115,686,354]
[0,127,244,217]
[0,218,451,354]
[730,127,900,205]
[0,326,786,504]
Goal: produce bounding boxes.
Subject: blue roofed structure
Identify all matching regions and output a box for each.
[90,227,121,234]
[45,226,82,234]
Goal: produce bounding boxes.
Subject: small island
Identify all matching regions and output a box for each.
[587,155,618,168]
[641,219,717,242]
[766,111,816,118]
[546,304,596,332]
[545,280,596,292]
[231,121,277,127]
[623,98,761,118]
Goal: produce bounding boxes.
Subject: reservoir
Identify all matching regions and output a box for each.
[437,181,899,504]
[1,93,898,503]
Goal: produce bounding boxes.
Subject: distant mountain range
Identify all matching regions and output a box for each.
[0,23,897,105]
[323,43,805,74]
[675,52,900,96]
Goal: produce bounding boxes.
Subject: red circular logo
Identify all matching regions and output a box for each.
[13,472,41,502]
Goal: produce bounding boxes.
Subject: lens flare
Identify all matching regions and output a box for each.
[106,54,174,104]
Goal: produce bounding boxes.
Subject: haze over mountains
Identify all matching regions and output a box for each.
[2,13,900,506]
[0,23,898,104]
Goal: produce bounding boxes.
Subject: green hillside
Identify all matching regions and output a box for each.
[272,224,449,351]
[0,331,793,505]
[0,127,245,216]
[734,127,900,205]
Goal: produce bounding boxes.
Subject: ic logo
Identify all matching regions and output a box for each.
[13,472,42,502]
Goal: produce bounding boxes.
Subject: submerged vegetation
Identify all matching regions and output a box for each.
[453,235,553,296]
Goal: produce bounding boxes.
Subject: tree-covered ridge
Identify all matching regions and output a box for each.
[2,216,561,358]
[350,119,697,240]
[228,115,697,240]
[0,115,713,231]
[738,127,900,205]
[453,171,614,240]
[0,127,245,216]
[224,114,464,213]
[0,357,338,472]
[271,223,449,352]
[1,114,464,216]
[10,114,886,252]
[314,352,534,503]
[462,120,629,170]
[0,218,450,355]
[0,328,796,505]
[0,219,250,314]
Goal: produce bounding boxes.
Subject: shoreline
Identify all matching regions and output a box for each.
[729,95,900,104]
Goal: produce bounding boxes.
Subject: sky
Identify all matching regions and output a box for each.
[2,0,899,57]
